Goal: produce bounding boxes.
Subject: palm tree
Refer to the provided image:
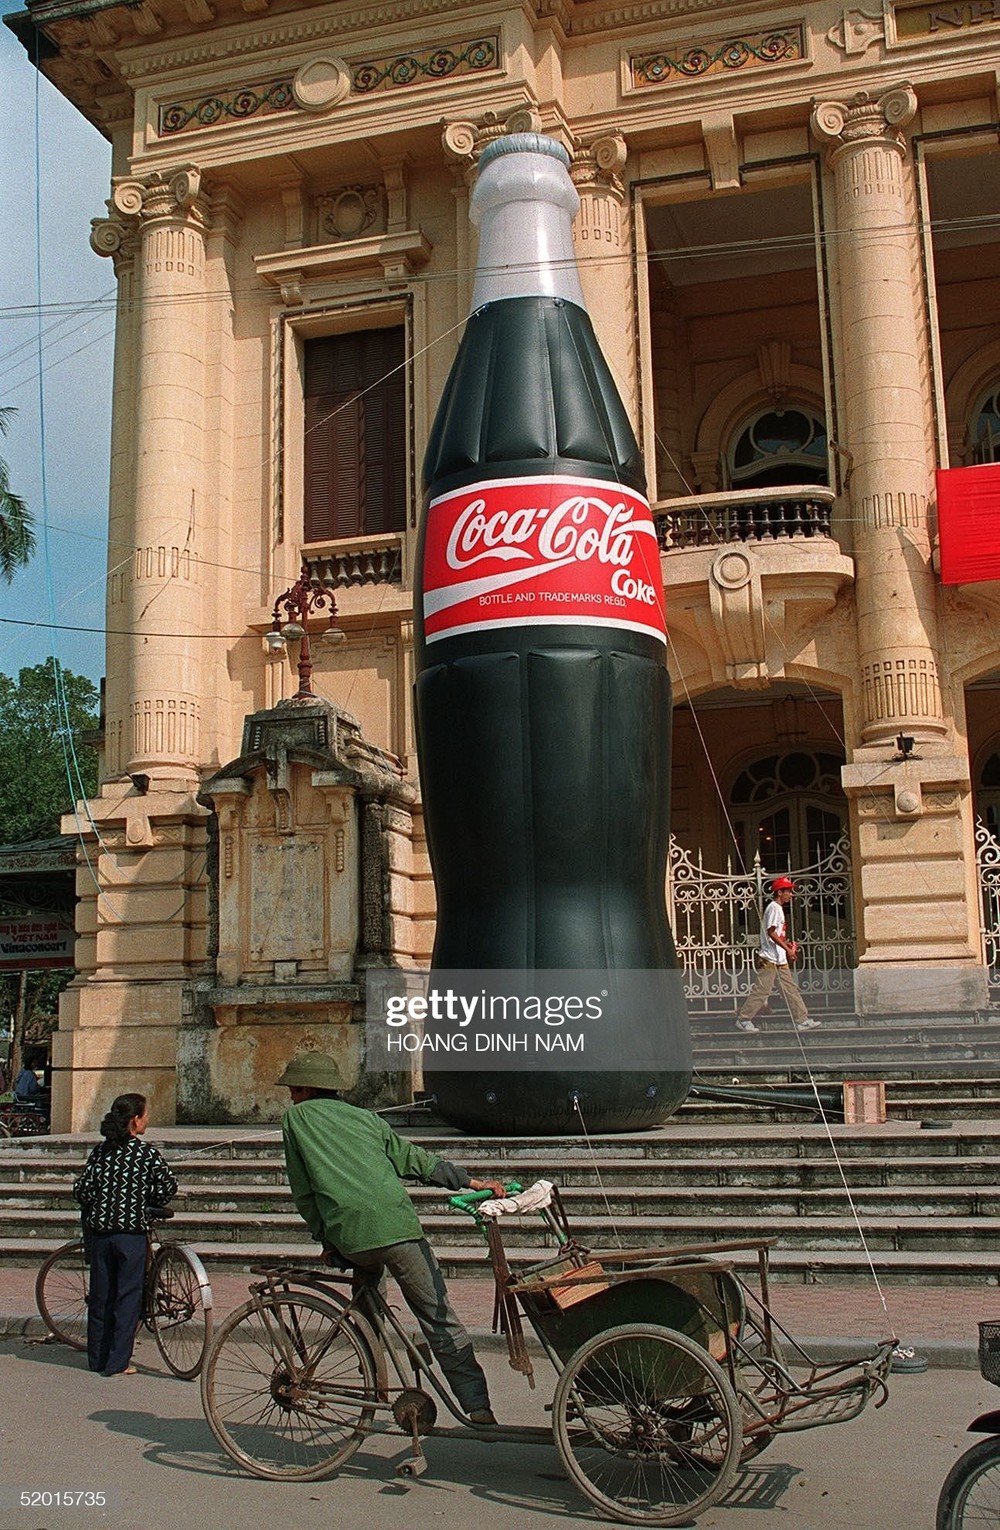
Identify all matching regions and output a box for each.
[0,407,35,582]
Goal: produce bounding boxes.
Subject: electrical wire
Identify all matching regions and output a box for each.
[0,201,997,330]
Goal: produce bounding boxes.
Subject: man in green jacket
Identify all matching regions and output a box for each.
[277,1050,505,1425]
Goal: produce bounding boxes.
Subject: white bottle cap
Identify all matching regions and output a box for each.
[470,134,585,310]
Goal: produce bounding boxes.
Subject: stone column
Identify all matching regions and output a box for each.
[812,88,984,1012]
[89,212,140,780]
[571,135,639,425]
[55,169,217,1129]
[99,167,211,781]
[811,86,944,751]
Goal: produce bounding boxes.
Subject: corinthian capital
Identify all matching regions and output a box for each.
[571,134,628,197]
[810,84,917,153]
[441,119,477,164]
[108,166,208,225]
[90,211,139,270]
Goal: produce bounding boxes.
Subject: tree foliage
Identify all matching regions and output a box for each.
[0,662,100,844]
[0,408,35,583]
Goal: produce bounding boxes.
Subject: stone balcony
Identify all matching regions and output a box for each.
[654,486,855,690]
[654,484,836,551]
[301,531,404,589]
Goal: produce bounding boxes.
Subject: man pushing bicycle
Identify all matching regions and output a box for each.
[276,1051,505,1425]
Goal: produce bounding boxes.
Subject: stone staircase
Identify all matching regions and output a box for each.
[685,1009,1000,1122]
[688,1009,1000,1075]
[3,1111,1000,1286]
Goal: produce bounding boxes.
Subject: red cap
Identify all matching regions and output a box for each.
[771,876,796,891]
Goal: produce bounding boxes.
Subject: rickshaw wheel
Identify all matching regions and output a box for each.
[553,1322,742,1527]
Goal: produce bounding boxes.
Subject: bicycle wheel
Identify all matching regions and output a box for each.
[36,1240,89,1350]
[150,1243,213,1379]
[201,1290,378,1480]
[553,1322,742,1527]
[8,1110,47,1137]
[937,1437,1000,1528]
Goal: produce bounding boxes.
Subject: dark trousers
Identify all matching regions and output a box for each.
[86,1231,146,1374]
[350,1237,490,1414]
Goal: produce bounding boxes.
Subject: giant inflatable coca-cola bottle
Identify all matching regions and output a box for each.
[414,133,690,1134]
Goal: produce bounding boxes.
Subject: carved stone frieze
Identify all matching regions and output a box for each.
[630,23,804,90]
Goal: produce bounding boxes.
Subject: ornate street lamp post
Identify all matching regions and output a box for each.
[266,563,345,699]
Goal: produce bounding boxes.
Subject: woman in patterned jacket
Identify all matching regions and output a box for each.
[73,1093,177,1375]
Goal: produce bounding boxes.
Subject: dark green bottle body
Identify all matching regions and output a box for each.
[414,296,691,1134]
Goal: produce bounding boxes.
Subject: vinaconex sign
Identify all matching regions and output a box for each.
[0,917,75,972]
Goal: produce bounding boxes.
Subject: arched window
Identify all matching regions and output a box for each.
[970,384,1000,465]
[728,749,846,872]
[727,407,829,489]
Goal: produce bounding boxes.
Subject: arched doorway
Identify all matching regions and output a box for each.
[668,699,855,1013]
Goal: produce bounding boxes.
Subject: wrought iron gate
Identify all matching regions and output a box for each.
[667,834,856,1015]
[975,817,1000,1005]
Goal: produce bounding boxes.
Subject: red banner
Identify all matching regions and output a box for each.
[937,464,1000,585]
[422,474,667,645]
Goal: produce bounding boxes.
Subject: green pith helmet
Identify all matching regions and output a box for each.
[275,1051,346,1090]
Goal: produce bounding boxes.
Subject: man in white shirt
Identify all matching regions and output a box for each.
[736,876,821,1033]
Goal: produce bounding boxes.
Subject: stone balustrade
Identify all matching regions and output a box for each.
[302,532,403,588]
[654,485,836,551]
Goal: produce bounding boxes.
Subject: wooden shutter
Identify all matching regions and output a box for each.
[303,328,406,541]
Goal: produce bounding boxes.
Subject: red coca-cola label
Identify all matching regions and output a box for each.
[422,474,667,645]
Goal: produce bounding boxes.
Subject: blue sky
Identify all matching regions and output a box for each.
[0,20,114,685]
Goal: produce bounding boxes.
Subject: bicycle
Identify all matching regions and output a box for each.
[936,1320,1000,1528]
[0,1098,49,1138]
[35,1210,213,1379]
[200,1184,891,1525]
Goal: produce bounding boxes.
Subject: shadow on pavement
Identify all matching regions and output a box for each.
[721,1461,803,1509]
[13,1337,193,1382]
[88,1408,258,1479]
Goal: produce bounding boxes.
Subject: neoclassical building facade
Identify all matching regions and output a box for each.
[10,0,1000,1127]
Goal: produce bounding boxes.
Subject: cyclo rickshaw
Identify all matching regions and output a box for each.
[200,1182,893,1526]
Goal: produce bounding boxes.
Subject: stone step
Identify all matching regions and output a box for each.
[9,1203,1000,1253]
[691,1043,1000,1069]
[8,1120,1000,1160]
[689,1014,1000,1035]
[677,1099,996,1124]
[12,1175,1000,1218]
[5,1234,999,1286]
[10,1151,1000,1189]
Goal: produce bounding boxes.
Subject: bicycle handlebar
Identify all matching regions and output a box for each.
[449,1181,522,1215]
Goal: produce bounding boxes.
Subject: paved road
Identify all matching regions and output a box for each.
[0,1333,990,1530]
